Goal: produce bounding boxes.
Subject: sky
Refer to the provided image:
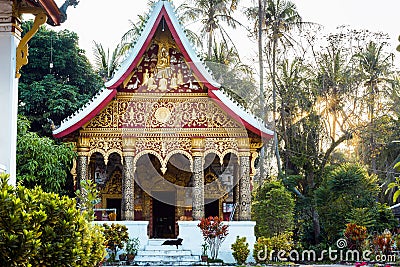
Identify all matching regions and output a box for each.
[52,0,400,66]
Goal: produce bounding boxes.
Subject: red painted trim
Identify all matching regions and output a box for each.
[208,90,273,139]
[38,0,62,26]
[53,89,117,138]
[108,8,165,89]
[107,5,220,91]
[162,8,219,91]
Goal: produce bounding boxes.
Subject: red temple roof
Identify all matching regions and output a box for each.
[53,1,273,139]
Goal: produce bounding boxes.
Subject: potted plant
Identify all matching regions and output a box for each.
[197,216,228,260]
[118,252,127,261]
[201,242,209,262]
[103,223,129,262]
[126,237,140,262]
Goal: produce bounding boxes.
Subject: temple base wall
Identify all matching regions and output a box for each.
[178,220,256,263]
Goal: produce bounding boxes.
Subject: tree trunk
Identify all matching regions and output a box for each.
[207,29,213,60]
[272,31,282,174]
[258,0,265,182]
[312,207,321,244]
[370,82,377,174]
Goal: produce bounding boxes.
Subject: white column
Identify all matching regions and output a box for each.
[0,4,21,185]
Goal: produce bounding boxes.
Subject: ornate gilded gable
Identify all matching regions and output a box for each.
[122,22,204,93]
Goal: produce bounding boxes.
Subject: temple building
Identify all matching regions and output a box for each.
[53,1,272,255]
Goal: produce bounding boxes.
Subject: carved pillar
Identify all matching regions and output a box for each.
[192,137,205,220]
[233,162,240,221]
[76,136,90,189]
[77,155,88,184]
[122,137,136,221]
[238,138,251,221]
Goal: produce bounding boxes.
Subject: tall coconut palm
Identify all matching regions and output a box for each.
[183,0,242,59]
[264,0,302,174]
[246,0,302,174]
[356,41,394,173]
[120,1,202,55]
[92,41,121,81]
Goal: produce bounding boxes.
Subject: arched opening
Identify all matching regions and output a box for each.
[203,152,238,220]
[90,152,123,221]
[135,152,191,238]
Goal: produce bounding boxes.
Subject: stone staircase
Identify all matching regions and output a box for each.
[133,239,202,266]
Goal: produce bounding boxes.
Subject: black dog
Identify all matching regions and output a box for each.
[162,238,183,249]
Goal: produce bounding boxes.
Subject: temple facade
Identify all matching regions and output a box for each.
[53,1,272,243]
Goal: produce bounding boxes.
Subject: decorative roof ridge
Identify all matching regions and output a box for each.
[59,87,107,124]
[53,87,114,136]
[105,0,221,89]
[218,87,265,126]
[210,89,273,137]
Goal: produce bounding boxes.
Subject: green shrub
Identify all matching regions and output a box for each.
[253,232,293,264]
[103,223,129,261]
[252,181,295,238]
[231,236,250,264]
[0,174,106,266]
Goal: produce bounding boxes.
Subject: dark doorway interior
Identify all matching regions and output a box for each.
[205,199,219,218]
[152,191,176,238]
[107,198,122,221]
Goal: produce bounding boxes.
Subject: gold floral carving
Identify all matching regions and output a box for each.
[205,138,238,152]
[89,137,122,152]
[85,95,244,131]
[135,138,191,158]
[101,169,123,195]
[250,150,259,177]
[154,107,171,123]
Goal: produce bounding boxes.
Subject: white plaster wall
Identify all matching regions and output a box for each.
[178,220,256,264]
[99,221,149,250]
[0,29,19,186]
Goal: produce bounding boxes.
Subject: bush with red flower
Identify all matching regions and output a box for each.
[197,216,229,260]
[344,223,368,250]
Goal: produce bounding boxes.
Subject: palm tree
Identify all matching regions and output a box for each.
[184,0,242,59]
[92,41,121,81]
[206,41,257,108]
[264,0,302,174]
[119,1,202,55]
[356,41,394,173]
[314,43,355,141]
[246,0,302,175]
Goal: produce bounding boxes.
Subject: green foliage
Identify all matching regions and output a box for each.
[0,174,106,266]
[92,41,121,80]
[205,42,258,111]
[76,179,100,220]
[252,181,295,237]
[253,232,293,264]
[231,236,250,264]
[125,237,140,256]
[16,116,76,194]
[103,223,129,261]
[19,21,103,136]
[201,242,209,256]
[371,202,397,233]
[0,173,44,267]
[315,163,380,242]
[346,208,376,229]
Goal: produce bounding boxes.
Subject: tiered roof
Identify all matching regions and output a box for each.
[53,1,273,139]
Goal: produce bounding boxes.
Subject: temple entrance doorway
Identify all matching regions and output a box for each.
[152,191,176,238]
[205,199,219,218]
[107,198,122,221]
